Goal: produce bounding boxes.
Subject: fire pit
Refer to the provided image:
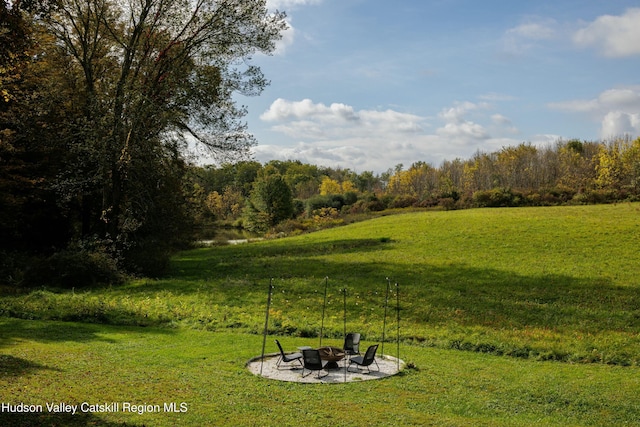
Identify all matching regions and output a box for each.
[317,346,345,369]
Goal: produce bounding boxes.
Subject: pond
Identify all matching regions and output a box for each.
[198,227,263,245]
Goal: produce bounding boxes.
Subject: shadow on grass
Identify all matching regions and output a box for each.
[164,237,395,281]
[406,264,640,332]
[2,235,639,364]
[0,318,174,351]
[0,412,139,427]
[164,239,640,335]
[0,354,61,377]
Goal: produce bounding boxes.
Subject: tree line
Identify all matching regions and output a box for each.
[1,0,285,285]
[2,1,639,288]
[189,137,640,236]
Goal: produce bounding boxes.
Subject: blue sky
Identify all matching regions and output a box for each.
[234,0,640,173]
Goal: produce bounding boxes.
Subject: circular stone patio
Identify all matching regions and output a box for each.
[247,353,405,384]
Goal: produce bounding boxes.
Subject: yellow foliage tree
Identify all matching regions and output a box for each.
[341,180,357,193]
[319,176,342,195]
[595,142,623,189]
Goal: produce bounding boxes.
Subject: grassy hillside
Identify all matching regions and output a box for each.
[3,203,639,364]
[2,203,640,425]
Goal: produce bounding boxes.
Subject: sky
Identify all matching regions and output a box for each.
[231,0,640,173]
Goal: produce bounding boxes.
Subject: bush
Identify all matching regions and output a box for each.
[343,191,358,205]
[292,199,305,217]
[0,250,32,287]
[570,189,627,205]
[473,188,521,207]
[438,197,457,210]
[389,195,418,209]
[305,194,345,216]
[23,249,122,288]
[272,219,308,235]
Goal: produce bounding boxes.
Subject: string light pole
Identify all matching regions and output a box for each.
[319,277,328,347]
[343,287,348,384]
[382,277,391,356]
[260,279,274,376]
[396,282,400,372]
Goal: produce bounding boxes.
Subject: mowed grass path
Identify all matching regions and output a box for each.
[2,204,640,425]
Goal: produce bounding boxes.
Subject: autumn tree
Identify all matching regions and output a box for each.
[1,6,80,255]
[556,139,598,193]
[39,0,286,272]
[319,176,342,195]
[620,137,640,193]
[244,168,293,231]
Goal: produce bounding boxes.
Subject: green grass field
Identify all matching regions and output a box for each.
[2,203,640,425]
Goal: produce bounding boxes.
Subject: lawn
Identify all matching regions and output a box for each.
[2,203,640,425]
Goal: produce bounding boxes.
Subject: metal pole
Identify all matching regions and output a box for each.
[320,277,328,347]
[396,282,400,372]
[343,287,347,384]
[382,277,391,356]
[343,287,347,337]
[260,279,274,376]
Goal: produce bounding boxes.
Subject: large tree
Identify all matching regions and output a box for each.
[41,0,286,271]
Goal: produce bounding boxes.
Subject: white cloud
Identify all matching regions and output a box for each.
[479,93,517,102]
[267,0,322,10]
[550,87,640,113]
[260,98,423,139]
[491,114,511,126]
[436,102,492,142]
[274,17,296,55]
[508,21,556,40]
[602,112,640,138]
[256,98,522,172]
[549,86,640,138]
[502,18,558,55]
[573,8,640,57]
[438,101,490,123]
[265,0,323,54]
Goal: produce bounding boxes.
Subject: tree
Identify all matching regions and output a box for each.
[595,140,623,190]
[1,8,79,255]
[620,137,640,194]
[388,161,436,198]
[39,0,286,271]
[244,171,293,231]
[319,176,342,195]
[495,143,540,191]
[557,139,597,193]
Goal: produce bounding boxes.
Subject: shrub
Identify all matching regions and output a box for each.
[0,250,32,287]
[23,249,122,288]
[272,219,308,235]
[473,188,519,207]
[343,191,358,205]
[305,194,345,216]
[574,189,623,204]
[292,199,305,217]
[389,195,418,209]
[364,199,386,212]
[438,197,456,210]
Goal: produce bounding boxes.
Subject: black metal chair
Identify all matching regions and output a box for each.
[343,333,361,357]
[275,340,303,369]
[347,344,380,374]
[302,349,328,378]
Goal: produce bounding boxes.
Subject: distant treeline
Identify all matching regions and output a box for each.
[190,136,640,234]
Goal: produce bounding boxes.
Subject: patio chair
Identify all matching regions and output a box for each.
[347,344,380,374]
[302,349,328,379]
[275,340,303,369]
[343,333,361,357]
